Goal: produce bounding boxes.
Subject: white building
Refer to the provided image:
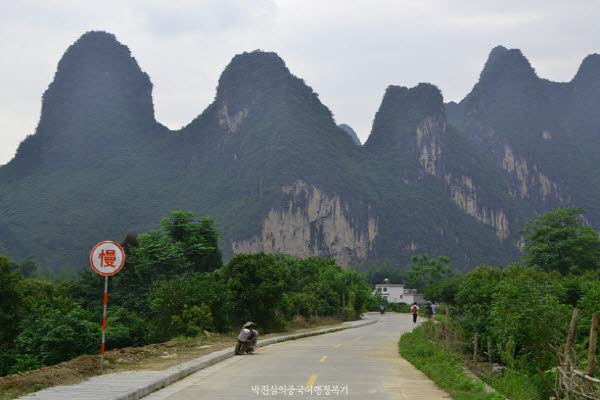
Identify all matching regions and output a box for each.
[402,288,424,305]
[374,283,424,304]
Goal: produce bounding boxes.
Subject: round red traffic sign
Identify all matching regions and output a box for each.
[89,241,126,276]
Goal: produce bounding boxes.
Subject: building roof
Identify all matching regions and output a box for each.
[375,283,405,287]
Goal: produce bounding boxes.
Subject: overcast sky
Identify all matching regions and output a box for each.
[1,0,599,165]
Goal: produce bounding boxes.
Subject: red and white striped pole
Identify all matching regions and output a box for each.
[100,275,109,369]
[90,241,125,370]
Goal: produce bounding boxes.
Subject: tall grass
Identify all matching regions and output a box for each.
[399,325,503,400]
[399,323,546,400]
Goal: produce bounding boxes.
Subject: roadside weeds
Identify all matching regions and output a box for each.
[399,324,505,400]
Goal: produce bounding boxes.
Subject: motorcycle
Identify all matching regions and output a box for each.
[235,322,258,355]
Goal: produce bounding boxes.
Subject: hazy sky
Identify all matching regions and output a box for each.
[1,0,599,165]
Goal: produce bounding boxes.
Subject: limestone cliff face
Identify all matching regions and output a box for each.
[445,174,509,239]
[416,116,444,176]
[217,101,248,134]
[232,180,377,265]
[413,113,510,239]
[501,144,562,201]
[459,118,565,206]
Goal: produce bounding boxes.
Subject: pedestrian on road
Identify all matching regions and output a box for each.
[425,302,433,319]
[410,302,419,323]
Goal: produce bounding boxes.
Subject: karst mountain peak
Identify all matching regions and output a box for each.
[1,31,600,272]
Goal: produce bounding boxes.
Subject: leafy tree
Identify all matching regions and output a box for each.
[147,272,230,341]
[63,270,104,311]
[455,266,503,337]
[523,208,600,275]
[422,276,463,303]
[578,281,600,316]
[121,232,140,250]
[159,211,222,272]
[16,257,38,278]
[131,211,222,284]
[0,255,22,348]
[280,257,375,319]
[218,253,288,330]
[559,274,589,306]
[405,254,453,289]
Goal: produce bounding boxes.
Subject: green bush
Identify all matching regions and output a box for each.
[181,304,214,336]
[147,272,231,341]
[15,303,98,365]
[105,306,148,348]
[8,354,44,374]
[487,369,545,400]
[489,266,569,370]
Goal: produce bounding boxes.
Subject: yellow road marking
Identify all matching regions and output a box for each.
[334,344,342,348]
[352,335,364,342]
[320,355,328,363]
[306,374,318,386]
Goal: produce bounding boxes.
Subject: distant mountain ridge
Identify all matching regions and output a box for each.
[1,31,599,272]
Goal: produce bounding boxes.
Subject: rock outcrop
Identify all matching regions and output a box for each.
[501,144,561,201]
[416,115,444,177]
[446,174,509,239]
[233,180,377,266]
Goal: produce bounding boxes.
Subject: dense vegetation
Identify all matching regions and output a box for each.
[0,211,376,377]
[413,208,600,398]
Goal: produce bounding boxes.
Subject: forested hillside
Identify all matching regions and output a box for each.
[1,31,599,272]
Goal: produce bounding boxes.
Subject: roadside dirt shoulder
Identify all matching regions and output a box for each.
[0,317,345,399]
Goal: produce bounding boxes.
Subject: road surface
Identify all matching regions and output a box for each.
[143,313,449,400]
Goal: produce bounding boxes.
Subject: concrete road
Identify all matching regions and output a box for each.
[143,313,449,400]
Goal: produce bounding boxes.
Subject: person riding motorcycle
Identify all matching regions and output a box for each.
[235,321,258,355]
